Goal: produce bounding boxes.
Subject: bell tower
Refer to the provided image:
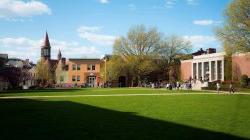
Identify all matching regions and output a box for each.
[41,31,51,60]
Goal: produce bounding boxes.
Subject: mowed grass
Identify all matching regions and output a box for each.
[0,88,250,140]
[0,88,207,97]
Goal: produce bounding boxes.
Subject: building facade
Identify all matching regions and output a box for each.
[67,59,102,87]
[181,49,250,83]
[38,32,104,87]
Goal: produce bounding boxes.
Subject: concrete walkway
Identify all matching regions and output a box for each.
[0,92,249,99]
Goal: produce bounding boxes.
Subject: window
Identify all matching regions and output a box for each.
[87,64,96,71]
[72,64,76,70]
[72,76,76,82]
[77,64,81,70]
[87,64,91,70]
[92,65,95,70]
[77,75,80,82]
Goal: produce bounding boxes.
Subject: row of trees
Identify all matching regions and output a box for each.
[103,25,192,86]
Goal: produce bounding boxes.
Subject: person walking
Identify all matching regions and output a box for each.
[216,82,220,94]
[176,81,180,90]
[229,82,235,94]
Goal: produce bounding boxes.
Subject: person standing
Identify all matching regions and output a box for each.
[216,82,220,94]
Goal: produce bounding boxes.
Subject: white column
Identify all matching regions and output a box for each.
[201,62,204,81]
[215,60,218,81]
[209,61,212,82]
[221,59,224,81]
[196,62,199,80]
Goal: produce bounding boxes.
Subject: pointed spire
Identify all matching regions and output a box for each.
[58,49,62,60]
[43,31,51,48]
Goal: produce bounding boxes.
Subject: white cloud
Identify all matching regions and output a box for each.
[77,26,116,46]
[165,0,197,8]
[128,4,136,11]
[186,0,198,5]
[99,0,109,4]
[165,0,177,8]
[0,37,101,62]
[0,0,51,19]
[193,20,221,26]
[183,35,220,50]
[193,20,215,26]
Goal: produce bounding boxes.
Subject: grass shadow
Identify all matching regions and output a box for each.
[0,88,82,94]
[0,99,248,140]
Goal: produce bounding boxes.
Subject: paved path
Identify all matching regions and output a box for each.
[0,92,249,99]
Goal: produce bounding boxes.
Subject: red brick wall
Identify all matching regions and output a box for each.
[232,53,250,80]
[180,61,192,81]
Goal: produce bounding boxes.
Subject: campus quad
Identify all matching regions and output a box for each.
[0,88,250,140]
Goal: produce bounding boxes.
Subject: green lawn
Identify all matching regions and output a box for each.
[0,88,250,140]
[0,88,208,97]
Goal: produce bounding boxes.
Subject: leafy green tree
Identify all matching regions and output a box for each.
[113,25,161,57]
[240,74,249,88]
[107,25,192,86]
[100,55,128,82]
[216,0,250,54]
[112,25,161,86]
[35,59,53,87]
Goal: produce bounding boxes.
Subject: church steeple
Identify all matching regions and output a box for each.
[43,31,51,48]
[58,49,62,60]
[41,31,51,60]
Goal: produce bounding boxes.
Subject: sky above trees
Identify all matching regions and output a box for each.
[0,0,230,62]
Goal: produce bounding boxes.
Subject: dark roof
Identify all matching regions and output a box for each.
[68,58,100,61]
[45,59,59,72]
[0,54,8,59]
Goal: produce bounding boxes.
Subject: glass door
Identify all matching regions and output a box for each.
[88,76,96,87]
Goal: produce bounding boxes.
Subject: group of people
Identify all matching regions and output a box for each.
[216,82,235,94]
[149,81,192,90]
[149,80,236,94]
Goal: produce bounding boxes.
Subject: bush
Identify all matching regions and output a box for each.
[240,75,249,88]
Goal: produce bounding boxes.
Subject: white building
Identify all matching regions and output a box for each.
[191,52,225,82]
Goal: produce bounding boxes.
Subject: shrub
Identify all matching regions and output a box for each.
[240,75,249,88]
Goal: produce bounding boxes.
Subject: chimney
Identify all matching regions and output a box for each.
[206,48,216,54]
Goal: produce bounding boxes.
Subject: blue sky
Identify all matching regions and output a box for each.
[0,0,231,62]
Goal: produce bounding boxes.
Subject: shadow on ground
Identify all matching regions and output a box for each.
[0,99,247,140]
[0,88,82,94]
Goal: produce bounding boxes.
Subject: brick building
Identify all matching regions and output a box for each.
[41,32,103,87]
[180,48,250,83]
[67,59,102,87]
